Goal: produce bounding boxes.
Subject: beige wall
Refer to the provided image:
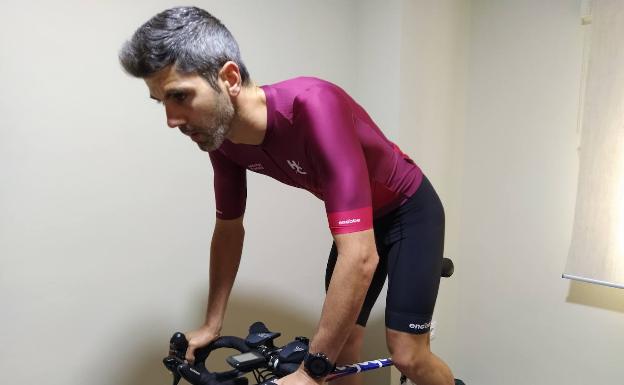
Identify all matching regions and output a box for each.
[461,0,623,383]
[398,0,624,384]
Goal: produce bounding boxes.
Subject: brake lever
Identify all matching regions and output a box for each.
[163,332,189,385]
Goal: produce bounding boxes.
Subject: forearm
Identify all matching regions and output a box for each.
[204,218,245,331]
[309,233,378,363]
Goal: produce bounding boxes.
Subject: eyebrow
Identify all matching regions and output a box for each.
[150,88,192,102]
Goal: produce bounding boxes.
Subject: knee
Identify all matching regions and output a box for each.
[389,341,430,377]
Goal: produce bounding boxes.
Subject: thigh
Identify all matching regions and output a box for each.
[384,176,445,334]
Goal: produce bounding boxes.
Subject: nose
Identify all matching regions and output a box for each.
[165,105,186,128]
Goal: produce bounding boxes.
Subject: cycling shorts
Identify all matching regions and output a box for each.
[325,175,445,334]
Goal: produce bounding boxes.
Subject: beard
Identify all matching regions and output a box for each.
[191,92,235,152]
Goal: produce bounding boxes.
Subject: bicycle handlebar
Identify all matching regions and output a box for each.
[164,258,455,385]
[164,333,251,385]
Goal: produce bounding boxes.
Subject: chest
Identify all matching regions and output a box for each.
[221,137,321,195]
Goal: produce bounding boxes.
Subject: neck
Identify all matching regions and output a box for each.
[227,83,267,145]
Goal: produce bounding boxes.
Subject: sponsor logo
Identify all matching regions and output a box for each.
[287,160,307,175]
[248,162,264,171]
[408,322,431,330]
[190,368,201,375]
[338,218,361,225]
[294,346,305,352]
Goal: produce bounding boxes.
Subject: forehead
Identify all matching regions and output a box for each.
[144,65,207,99]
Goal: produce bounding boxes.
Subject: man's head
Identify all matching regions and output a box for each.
[119,6,250,90]
[119,6,249,151]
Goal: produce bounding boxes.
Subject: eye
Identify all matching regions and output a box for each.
[171,92,187,103]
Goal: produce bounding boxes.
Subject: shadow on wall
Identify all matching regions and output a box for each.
[566,280,624,314]
[116,290,390,385]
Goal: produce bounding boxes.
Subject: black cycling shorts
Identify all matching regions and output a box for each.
[325,175,445,334]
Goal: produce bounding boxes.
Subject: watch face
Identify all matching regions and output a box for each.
[309,357,329,374]
[305,353,332,378]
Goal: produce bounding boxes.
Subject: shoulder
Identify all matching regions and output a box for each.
[265,77,347,105]
[267,76,337,90]
[287,79,351,120]
[294,78,346,104]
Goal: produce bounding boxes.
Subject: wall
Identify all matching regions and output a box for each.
[446,0,624,384]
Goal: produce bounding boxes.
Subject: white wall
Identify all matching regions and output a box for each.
[353,0,403,141]
[396,1,624,384]
[438,0,624,384]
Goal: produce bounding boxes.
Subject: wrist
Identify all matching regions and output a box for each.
[297,366,325,384]
[308,340,338,365]
[201,322,222,335]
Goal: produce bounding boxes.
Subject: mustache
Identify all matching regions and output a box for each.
[179,125,197,135]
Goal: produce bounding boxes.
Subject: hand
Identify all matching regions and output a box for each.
[184,324,220,363]
[273,368,324,385]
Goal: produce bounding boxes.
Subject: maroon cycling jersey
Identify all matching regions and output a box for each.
[209,77,423,234]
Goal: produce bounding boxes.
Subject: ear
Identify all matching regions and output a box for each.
[219,61,242,96]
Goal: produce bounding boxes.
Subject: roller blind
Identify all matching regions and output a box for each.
[564,0,624,289]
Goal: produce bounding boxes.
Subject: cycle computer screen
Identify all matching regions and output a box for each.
[226,351,265,371]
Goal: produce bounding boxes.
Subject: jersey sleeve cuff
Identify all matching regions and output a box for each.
[327,207,373,234]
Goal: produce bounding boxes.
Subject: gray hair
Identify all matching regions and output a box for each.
[119,6,251,90]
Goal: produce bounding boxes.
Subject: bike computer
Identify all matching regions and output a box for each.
[226,351,266,371]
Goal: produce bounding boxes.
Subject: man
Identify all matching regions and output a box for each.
[119,6,455,385]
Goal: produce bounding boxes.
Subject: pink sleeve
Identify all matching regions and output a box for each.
[294,85,373,235]
[209,150,247,220]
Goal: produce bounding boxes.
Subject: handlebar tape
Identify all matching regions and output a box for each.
[195,336,251,364]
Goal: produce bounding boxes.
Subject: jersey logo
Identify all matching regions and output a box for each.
[287,160,307,175]
[248,163,264,171]
[338,218,361,225]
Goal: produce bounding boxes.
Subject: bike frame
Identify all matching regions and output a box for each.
[326,358,394,382]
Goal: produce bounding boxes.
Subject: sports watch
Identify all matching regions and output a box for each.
[303,352,335,379]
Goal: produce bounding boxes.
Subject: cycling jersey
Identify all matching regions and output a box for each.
[209,77,423,234]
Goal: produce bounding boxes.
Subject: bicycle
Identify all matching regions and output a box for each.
[163,258,465,385]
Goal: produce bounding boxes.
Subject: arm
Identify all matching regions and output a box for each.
[186,150,247,362]
[206,148,248,329]
[292,84,377,378]
[204,216,245,332]
[309,229,379,363]
[185,216,245,362]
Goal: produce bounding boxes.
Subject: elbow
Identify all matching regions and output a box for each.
[337,250,378,281]
[367,252,380,276]
[359,251,379,282]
